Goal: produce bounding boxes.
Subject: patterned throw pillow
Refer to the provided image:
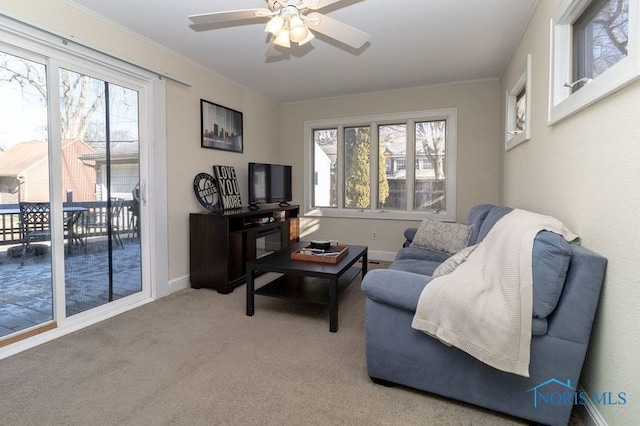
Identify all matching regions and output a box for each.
[410,218,472,255]
[432,244,479,277]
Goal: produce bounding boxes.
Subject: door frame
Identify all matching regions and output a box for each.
[0,15,168,358]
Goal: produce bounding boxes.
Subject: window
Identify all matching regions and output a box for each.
[573,0,629,88]
[549,0,638,124]
[305,108,457,221]
[505,54,532,150]
[379,124,406,210]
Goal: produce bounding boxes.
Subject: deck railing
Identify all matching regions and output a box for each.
[0,201,137,246]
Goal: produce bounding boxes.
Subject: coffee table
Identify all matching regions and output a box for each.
[246,241,368,332]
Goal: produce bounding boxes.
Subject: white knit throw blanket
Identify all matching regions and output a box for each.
[411,209,578,377]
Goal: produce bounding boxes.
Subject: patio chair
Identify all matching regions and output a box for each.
[19,202,51,257]
[83,198,125,250]
[128,183,140,239]
[110,197,124,249]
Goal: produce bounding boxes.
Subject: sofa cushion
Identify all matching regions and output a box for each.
[388,259,441,277]
[475,206,513,243]
[432,244,479,277]
[466,204,496,245]
[395,246,451,263]
[531,318,548,336]
[532,231,572,319]
[410,218,472,255]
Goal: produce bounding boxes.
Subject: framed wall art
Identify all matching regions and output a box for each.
[201,99,243,153]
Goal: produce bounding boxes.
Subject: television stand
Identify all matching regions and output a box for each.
[189,204,300,294]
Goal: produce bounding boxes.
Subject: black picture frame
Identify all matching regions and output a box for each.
[200,99,243,153]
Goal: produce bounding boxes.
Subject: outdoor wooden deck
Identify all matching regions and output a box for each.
[0,236,142,338]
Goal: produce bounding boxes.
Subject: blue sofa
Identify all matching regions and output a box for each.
[361,204,607,426]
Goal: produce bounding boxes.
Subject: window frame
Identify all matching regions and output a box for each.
[304,108,458,222]
[505,54,532,151]
[549,0,639,125]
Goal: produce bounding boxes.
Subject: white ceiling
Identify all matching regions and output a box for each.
[65,0,538,103]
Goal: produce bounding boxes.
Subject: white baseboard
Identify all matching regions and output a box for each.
[576,384,608,426]
[169,274,191,293]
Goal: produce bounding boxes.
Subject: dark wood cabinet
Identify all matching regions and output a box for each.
[189,205,299,294]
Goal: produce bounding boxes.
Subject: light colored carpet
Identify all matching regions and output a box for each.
[0,265,580,425]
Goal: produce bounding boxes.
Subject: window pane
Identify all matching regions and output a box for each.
[415,121,446,211]
[378,124,405,209]
[515,89,526,132]
[0,51,53,337]
[574,0,629,87]
[312,129,337,207]
[344,127,371,209]
[590,0,629,77]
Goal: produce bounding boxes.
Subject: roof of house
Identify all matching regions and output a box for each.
[0,139,91,177]
[78,141,139,162]
[0,140,48,177]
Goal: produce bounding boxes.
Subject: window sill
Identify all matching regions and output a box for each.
[303,208,456,222]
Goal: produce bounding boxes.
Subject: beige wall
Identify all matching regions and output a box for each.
[279,82,502,255]
[501,1,640,424]
[2,0,282,281]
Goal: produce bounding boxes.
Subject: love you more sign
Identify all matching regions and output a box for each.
[213,165,242,210]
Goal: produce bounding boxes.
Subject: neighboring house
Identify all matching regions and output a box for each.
[78,141,139,201]
[382,145,438,180]
[313,142,333,206]
[0,139,96,204]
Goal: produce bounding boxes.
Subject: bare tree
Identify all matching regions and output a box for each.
[1,52,106,140]
[59,69,106,140]
[416,121,446,180]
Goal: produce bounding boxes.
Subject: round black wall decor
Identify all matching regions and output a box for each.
[193,173,221,212]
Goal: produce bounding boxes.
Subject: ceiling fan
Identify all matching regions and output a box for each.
[188,0,370,53]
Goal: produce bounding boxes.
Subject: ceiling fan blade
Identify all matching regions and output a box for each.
[188,9,269,26]
[303,0,347,10]
[305,12,370,49]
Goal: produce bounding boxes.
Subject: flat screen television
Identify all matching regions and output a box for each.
[248,162,292,209]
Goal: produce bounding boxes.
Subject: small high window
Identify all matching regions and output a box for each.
[505,54,532,150]
[549,0,639,124]
[573,0,629,91]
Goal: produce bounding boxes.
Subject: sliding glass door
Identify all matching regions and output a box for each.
[0,40,148,342]
[59,68,142,316]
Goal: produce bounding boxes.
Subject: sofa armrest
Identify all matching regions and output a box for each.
[404,227,418,242]
[361,269,432,313]
[546,244,606,344]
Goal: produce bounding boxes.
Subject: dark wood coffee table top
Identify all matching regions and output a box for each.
[246,241,368,277]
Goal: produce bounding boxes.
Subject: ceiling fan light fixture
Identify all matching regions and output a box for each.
[289,16,309,43]
[265,15,285,35]
[297,30,315,46]
[274,29,291,48]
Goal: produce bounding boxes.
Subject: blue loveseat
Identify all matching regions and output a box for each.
[361,204,607,426]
